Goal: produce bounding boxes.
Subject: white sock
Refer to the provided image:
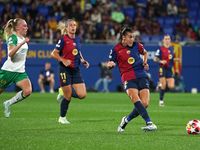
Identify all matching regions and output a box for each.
[7,91,26,105]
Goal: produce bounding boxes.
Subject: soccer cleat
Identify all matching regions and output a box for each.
[118,116,128,132]
[159,101,164,106]
[57,93,64,103]
[3,101,10,118]
[58,117,70,124]
[141,122,157,132]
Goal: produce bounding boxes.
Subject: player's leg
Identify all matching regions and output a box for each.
[159,77,166,106]
[59,85,72,124]
[166,78,174,90]
[72,83,87,99]
[127,88,156,132]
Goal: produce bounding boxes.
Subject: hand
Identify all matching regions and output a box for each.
[62,59,71,67]
[107,61,116,69]
[23,37,29,44]
[160,60,167,65]
[143,62,149,70]
[82,60,89,68]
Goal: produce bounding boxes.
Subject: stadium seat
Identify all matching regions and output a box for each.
[164,17,175,26]
[10,5,16,13]
[22,5,30,13]
[97,23,104,32]
[38,6,49,18]
[137,0,147,6]
[0,5,5,14]
[140,35,150,43]
[174,17,181,24]
[188,10,197,19]
[196,20,200,27]
[151,36,160,42]
[157,17,164,26]
[189,2,199,10]
[189,18,195,26]
[163,27,174,35]
[123,8,135,20]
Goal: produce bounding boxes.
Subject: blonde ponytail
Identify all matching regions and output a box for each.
[57,23,67,36]
[3,18,24,40]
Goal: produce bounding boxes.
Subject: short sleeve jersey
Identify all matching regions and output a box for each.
[55,34,82,68]
[1,34,28,72]
[109,42,147,83]
[155,46,174,68]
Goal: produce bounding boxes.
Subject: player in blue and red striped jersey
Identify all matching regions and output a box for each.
[107,27,157,132]
[154,35,181,106]
[51,19,89,124]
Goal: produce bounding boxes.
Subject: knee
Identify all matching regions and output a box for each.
[141,100,149,108]
[168,84,174,89]
[78,93,86,99]
[23,88,32,97]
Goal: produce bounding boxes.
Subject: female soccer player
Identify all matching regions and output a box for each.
[154,34,180,106]
[51,19,89,124]
[0,18,32,117]
[107,27,157,132]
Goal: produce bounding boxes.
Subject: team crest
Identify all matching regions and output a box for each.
[73,43,76,46]
[1,79,6,85]
[168,54,172,59]
[72,49,78,55]
[127,57,135,64]
[63,80,66,83]
[126,50,131,54]
[168,50,170,53]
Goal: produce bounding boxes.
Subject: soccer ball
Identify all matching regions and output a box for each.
[186,120,200,135]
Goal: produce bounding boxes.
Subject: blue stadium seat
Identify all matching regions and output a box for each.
[0,5,5,14]
[123,8,135,20]
[38,6,49,18]
[97,23,104,32]
[189,2,199,10]
[189,18,195,26]
[174,17,181,24]
[22,5,31,13]
[151,36,160,42]
[157,17,164,26]
[164,17,175,26]
[140,35,150,43]
[10,5,16,13]
[196,20,200,27]
[137,0,147,5]
[188,10,197,19]
[163,27,174,35]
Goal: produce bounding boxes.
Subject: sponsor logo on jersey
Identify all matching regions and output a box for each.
[126,50,131,54]
[168,54,172,59]
[72,49,78,55]
[1,79,6,85]
[127,57,135,64]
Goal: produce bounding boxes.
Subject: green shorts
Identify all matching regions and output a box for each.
[0,69,29,89]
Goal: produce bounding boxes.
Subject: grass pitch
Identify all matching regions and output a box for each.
[0,92,200,150]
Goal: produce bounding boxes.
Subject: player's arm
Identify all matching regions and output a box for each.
[79,51,89,68]
[141,49,149,70]
[107,61,116,70]
[153,49,167,65]
[8,37,29,57]
[51,49,71,67]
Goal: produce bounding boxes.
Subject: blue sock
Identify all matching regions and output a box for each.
[72,86,79,98]
[160,89,165,101]
[134,101,152,123]
[60,98,70,117]
[127,108,139,122]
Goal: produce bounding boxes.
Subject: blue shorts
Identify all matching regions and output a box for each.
[59,66,84,86]
[158,67,173,78]
[123,77,149,91]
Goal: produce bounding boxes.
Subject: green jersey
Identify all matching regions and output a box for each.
[1,34,28,73]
